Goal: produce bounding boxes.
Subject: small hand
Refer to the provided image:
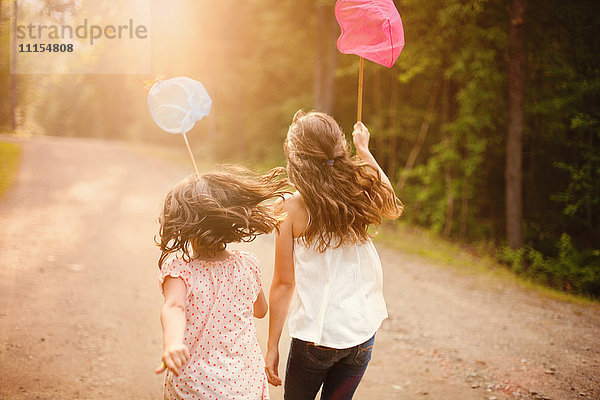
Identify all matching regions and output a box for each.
[156,343,190,376]
[265,347,282,386]
[155,361,167,374]
[352,121,370,154]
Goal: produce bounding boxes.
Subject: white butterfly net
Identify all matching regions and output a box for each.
[147,77,212,134]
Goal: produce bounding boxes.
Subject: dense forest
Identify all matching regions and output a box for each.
[1,0,599,296]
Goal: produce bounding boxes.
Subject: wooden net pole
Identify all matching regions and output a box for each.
[181,132,200,177]
[357,57,364,122]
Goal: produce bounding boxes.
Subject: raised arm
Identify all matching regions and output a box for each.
[352,121,394,190]
[265,199,296,387]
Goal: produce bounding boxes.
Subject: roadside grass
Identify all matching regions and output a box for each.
[376,221,598,306]
[0,142,21,197]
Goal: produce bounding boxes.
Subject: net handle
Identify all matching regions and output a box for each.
[182,131,200,177]
[357,57,364,122]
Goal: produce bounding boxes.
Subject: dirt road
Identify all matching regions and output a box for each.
[1,135,598,400]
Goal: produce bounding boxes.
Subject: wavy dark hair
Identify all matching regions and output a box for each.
[157,166,289,269]
[285,110,403,252]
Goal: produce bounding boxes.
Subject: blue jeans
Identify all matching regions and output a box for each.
[283,335,375,400]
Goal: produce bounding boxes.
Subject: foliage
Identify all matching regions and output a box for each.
[523,0,600,252]
[1,0,599,297]
[0,3,14,131]
[395,0,508,240]
[500,234,600,297]
[0,142,21,197]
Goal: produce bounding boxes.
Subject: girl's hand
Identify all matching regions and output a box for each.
[155,343,190,375]
[265,347,282,386]
[352,121,371,154]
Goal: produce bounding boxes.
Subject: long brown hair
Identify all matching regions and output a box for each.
[157,166,289,268]
[285,110,402,252]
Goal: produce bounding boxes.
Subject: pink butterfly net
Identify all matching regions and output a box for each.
[335,0,405,68]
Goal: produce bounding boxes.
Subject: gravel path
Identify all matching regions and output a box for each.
[0,135,598,400]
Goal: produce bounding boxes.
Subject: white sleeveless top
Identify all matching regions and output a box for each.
[287,238,388,349]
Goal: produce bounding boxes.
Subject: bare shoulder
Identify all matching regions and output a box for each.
[282,191,304,212]
[282,192,309,238]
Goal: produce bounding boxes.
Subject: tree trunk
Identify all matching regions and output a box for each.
[387,73,399,180]
[505,0,526,249]
[373,69,385,163]
[442,79,454,237]
[459,173,469,240]
[397,77,443,191]
[10,0,18,130]
[314,3,337,114]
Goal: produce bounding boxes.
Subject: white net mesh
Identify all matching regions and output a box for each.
[147,77,212,134]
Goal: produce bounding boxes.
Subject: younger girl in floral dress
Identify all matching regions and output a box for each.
[155,167,288,400]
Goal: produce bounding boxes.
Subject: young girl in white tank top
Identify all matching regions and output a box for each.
[265,111,403,400]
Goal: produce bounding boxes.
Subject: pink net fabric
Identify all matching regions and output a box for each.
[335,0,404,68]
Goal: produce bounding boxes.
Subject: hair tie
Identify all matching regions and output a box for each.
[322,159,334,166]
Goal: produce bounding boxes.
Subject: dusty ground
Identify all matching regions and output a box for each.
[0,135,598,400]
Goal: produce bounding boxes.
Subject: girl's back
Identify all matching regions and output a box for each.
[159,250,268,399]
[289,236,387,348]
